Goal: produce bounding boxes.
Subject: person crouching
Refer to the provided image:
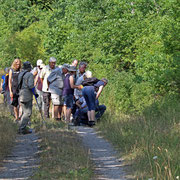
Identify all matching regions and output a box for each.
[18,61,38,134]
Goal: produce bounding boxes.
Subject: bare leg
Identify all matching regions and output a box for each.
[19,105,22,119]
[66,108,71,123]
[58,105,62,119]
[14,106,19,120]
[87,111,91,121]
[90,110,95,121]
[62,105,67,120]
[52,104,54,118]
[54,105,59,119]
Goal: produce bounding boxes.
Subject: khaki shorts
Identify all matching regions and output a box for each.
[51,94,63,105]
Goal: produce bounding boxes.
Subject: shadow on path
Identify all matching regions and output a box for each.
[0,131,39,180]
[73,126,132,180]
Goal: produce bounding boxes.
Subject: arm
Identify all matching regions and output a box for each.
[96,85,104,99]
[75,100,82,109]
[8,69,13,98]
[69,75,80,89]
[34,74,38,86]
[33,70,38,77]
[39,68,45,86]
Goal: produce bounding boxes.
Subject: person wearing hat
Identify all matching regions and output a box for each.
[40,57,57,118]
[32,59,43,77]
[62,65,81,123]
[34,63,45,112]
[18,61,38,134]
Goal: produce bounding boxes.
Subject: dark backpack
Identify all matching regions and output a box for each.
[82,77,99,86]
[16,71,28,95]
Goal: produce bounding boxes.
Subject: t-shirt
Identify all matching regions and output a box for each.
[74,75,84,99]
[40,65,56,92]
[94,80,105,88]
[79,96,86,108]
[47,68,64,95]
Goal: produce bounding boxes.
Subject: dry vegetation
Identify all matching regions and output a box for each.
[0,97,17,161]
[31,111,93,179]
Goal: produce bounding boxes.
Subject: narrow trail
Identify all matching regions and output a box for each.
[0,131,39,180]
[73,126,131,180]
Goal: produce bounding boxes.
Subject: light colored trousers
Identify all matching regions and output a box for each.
[19,100,32,130]
[36,89,43,110]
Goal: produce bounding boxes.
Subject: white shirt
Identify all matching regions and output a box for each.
[40,65,56,92]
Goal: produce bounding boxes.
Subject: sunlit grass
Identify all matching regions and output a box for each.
[31,110,93,179]
[0,97,17,161]
[97,95,180,179]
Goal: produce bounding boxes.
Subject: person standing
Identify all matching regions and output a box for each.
[9,58,22,121]
[31,59,43,76]
[0,68,9,104]
[47,66,64,121]
[40,57,57,118]
[34,63,45,112]
[62,66,80,123]
[18,61,38,134]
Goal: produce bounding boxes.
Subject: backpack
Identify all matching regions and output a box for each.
[16,71,28,95]
[1,75,6,93]
[82,77,99,86]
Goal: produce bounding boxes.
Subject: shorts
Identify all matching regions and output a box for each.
[82,86,96,111]
[63,94,73,109]
[51,94,63,105]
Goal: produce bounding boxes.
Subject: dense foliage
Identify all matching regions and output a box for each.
[0,0,179,178]
[0,0,179,113]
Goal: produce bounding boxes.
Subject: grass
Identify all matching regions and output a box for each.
[31,110,93,180]
[97,95,180,179]
[0,96,17,161]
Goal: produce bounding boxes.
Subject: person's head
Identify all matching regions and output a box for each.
[62,64,69,74]
[71,59,78,67]
[23,61,32,72]
[68,65,76,75]
[79,62,87,74]
[11,58,21,71]
[40,63,45,70]
[84,70,92,79]
[37,59,43,69]
[101,78,108,86]
[49,57,56,69]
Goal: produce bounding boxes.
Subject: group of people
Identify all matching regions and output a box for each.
[0,57,108,134]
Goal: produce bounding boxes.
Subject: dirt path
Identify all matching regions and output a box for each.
[73,126,132,180]
[0,131,39,180]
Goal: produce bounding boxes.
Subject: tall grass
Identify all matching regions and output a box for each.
[0,98,17,160]
[98,95,180,179]
[31,111,93,179]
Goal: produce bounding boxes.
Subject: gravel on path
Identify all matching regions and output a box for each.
[0,131,39,180]
[73,126,131,180]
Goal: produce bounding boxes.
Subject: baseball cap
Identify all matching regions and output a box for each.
[37,59,43,66]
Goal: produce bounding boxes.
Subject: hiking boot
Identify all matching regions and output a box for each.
[55,118,61,121]
[18,127,32,135]
[88,121,95,127]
